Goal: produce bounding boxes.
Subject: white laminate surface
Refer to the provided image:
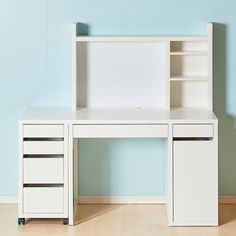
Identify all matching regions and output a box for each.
[20,107,217,124]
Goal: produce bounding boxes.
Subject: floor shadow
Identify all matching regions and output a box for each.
[219,204,236,226]
[74,204,122,225]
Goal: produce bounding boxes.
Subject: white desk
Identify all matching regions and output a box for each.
[18,107,218,226]
[18,22,217,226]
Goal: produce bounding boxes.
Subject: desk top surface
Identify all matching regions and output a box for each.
[19,107,218,124]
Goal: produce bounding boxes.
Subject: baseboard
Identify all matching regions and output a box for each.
[78,196,166,204]
[219,196,236,204]
[0,196,18,204]
[79,196,236,205]
[0,195,236,205]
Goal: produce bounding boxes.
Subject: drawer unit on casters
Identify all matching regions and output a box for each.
[18,124,68,225]
[172,124,218,226]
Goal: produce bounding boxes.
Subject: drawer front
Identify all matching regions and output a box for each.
[23,158,63,184]
[73,125,168,138]
[173,124,213,138]
[23,187,63,213]
[23,141,64,155]
[23,125,64,138]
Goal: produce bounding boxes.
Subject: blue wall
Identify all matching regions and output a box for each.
[78,139,165,195]
[0,0,236,196]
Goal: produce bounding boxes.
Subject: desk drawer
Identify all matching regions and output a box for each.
[173,124,213,138]
[23,158,63,184]
[23,187,63,213]
[23,125,64,138]
[23,141,64,155]
[73,125,168,138]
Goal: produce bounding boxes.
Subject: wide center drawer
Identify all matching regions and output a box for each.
[23,187,64,213]
[23,158,64,184]
[173,124,214,138]
[23,141,64,155]
[73,124,168,138]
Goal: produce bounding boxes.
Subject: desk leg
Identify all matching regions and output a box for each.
[68,125,79,225]
[166,124,174,225]
[73,139,79,223]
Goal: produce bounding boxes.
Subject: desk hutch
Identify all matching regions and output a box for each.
[18,23,218,226]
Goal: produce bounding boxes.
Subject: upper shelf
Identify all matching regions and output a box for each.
[170,51,208,56]
[76,36,208,42]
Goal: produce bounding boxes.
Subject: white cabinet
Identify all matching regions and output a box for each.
[173,125,218,226]
[18,124,68,225]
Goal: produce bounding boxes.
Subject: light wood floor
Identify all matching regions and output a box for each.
[1,204,236,236]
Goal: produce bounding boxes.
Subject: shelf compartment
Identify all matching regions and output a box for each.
[170,41,208,53]
[170,55,208,78]
[170,80,209,108]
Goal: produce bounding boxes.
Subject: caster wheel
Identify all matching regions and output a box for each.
[63,218,69,225]
[18,218,25,225]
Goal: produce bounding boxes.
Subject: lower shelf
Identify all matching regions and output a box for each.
[170,80,210,108]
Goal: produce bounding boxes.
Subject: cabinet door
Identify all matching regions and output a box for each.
[173,140,217,225]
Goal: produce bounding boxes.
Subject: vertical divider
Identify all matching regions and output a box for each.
[73,138,79,221]
[208,23,213,110]
[63,123,69,219]
[72,23,77,111]
[166,40,171,110]
[166,122,173,225]
[18,123,24,218]
[68,123,74,225]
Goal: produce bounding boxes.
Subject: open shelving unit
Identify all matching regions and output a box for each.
[169,25,212,109]
[72,23,213,112]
